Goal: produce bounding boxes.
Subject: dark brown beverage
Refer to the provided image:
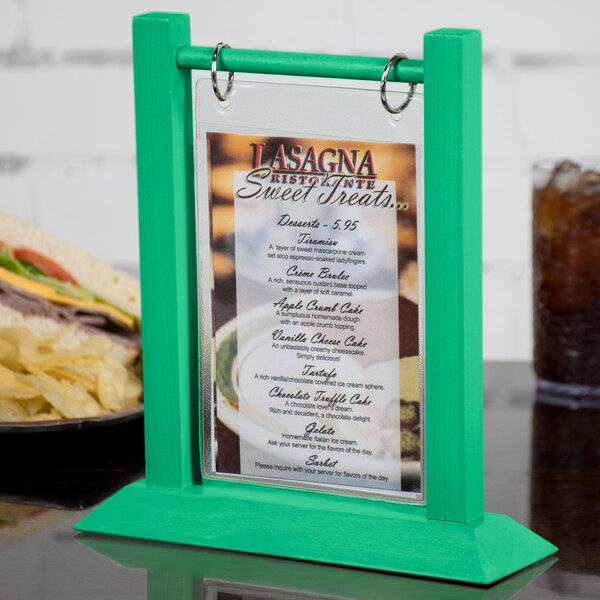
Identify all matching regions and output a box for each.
[533,159,600,389]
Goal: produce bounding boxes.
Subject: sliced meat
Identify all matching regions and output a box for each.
[0,278,141,350]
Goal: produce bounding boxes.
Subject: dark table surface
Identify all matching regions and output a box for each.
[1,362,598,599]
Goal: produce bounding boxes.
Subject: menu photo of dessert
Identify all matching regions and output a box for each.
[200,131,423,500]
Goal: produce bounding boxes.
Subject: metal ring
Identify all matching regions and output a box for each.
[211,43,234,102]
[380,53,416,114]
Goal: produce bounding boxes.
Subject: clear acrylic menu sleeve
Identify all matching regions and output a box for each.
[195,79,424,502]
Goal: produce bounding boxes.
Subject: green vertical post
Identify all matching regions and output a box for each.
[132,13,199,487]
[424,29,483,522]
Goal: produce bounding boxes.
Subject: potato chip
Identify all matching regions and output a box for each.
[97,359,128,412]
[0,363,39,398]
[0,326,37,357]
[0,338,21,371]
[78,334,114,356]
[22,396,48,416]
[124,371,144,408]
[25,410,63,421]
[0,397,29,419]
[43,365,96,392]
[21,372,103,419]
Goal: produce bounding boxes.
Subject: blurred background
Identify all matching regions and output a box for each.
[1,0,598,361]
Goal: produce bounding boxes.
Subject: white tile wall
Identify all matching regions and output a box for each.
[31,158,139,265]
[2,1,600,360]
[351,0,600,56]
[0,159,33,220]
[514,63,600,160]
[27,0,144,51]
[0,0,22,52]
[0,65,134,155]
[27,1,356,53]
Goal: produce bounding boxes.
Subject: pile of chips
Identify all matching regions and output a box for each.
[0,325,142,421]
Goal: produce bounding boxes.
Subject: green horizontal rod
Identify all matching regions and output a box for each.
[176,46,424,84]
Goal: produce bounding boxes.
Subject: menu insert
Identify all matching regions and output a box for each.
[203,133,422,500]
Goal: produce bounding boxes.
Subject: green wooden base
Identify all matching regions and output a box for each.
[75,479,556,585]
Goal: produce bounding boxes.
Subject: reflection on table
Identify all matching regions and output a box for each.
[530,391,600,595]
[0,363,599,599]
[78,533,555,600]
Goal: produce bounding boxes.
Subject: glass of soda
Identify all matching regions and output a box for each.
[533,158,600,398]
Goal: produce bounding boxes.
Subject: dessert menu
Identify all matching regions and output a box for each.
[206,132,421,498]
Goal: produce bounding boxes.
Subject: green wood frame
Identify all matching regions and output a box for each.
[76,12,556,584]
